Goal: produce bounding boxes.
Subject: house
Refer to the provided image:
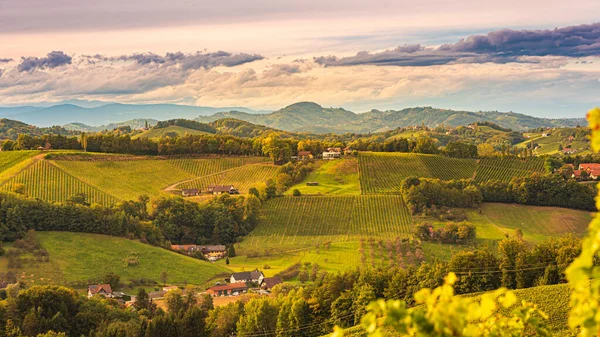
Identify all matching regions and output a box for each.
[590,170,600,180]
[579,163,600,171]
[148,291,166,299]
[261,277,283,290]
[542,133,550,137]
[206,185,239,195]
[201,245,227,260]
[322,149,341,160]
[297,151,313,160]
[563,148,577,155]
[326,147,342,153]
[181,188,199,197]
[206,283,248,297]
[171,244,200,254]
[230,269,264,284]
[87,284,113,298]
[568,136,575,141]
[343,146,354,155]
[162,286,179,293]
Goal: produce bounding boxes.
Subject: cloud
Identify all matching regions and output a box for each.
[316,22,600,67]
[0,58,12,63]
[17,51,72,72]
[103,51,264,70]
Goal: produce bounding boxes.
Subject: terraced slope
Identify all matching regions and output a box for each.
[245,195,413,247]
[0,160,119,205]
[358,152,477,194]
[473,157,545,182]
[176,164,280,193]
[169,157,269,176]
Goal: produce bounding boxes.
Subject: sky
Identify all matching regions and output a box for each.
[0,0,599,118]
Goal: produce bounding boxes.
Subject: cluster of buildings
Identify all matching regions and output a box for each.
[294,147,351,161]
[572,163,600,180]
[206,269,283,297]
[170,244,227,261]
[181,185,239,197]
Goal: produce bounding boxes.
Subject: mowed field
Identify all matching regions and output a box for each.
[466,203,592,243]
[0,232,231,287]
[176,164,280,193]
[244,195,412,248]
[285,159,360,195]
[358,152,478,194]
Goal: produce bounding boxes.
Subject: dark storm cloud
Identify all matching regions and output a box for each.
[0,58,12,63]
[315,23,600,67]
[17,51,72,72]
[101,51,264,70]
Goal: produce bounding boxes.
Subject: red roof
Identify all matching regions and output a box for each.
[298,151,312,156]
[573,170,583,177]
[207,283,248,292]
[88,284,112,295]
[590,170,600,177]
[580,164,600,171]
[171,244,198,251]
[261,277,283,289]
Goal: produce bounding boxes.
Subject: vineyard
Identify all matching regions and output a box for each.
[0,150,38,174]
[358,152,477,194]
[473,157,545,182]
[243,195,413,248]
[0,160,119,206]
[168,157,269,176]
[53,159,195,201]
[176,164,280,193]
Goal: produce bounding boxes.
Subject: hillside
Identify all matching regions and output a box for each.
[0,118,78,140]
[132,125,213,139]
[0,231,231,286]
[198,102,586,133]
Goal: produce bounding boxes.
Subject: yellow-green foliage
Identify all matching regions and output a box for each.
[0,150,38,173]
[176,164,280,193]
[285,159,360,195]
[11,231,231,286]
[53,159,195,200]
[245,195,412,247]
[169,157,269,176]
[358,152,478,194]
[474,157,545,182]
[0,160,119,206]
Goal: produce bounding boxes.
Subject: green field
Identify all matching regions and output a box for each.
[358,152,477,194]
[466,203,592,243]
[285,159,360,195]
[244,195,412,248]
[0,160,120,205]
[0,150,38,173]
[132,125,212,139]
[0,232,231,287]
[176,164,280,193]
[473,157,545,182]
[53,159,195,201]
[169,157,269,176]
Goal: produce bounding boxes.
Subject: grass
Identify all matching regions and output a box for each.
[0,231,231,287]
[358,152,478,194]
[0,160,120,206]
[176,164,280,193]
[284,159,360,195]
[473,157,545,182]
[0,150,38,174]
[243,195,412,250]
[53,159,195,201]
[465,203,592,243]
[132,125,212,139]
[169,157,269,177]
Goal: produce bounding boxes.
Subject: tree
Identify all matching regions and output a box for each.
[228,245,236,258]
[134,288,150,311]
[102,272,120,290]
[477,143,496,157]
[160,270,168,286]
[164,289,185,317]
[80,132,88,152]
[226,257,230,265]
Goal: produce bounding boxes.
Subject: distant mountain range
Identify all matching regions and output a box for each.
[0,101,587,133]
[0,103,266,127]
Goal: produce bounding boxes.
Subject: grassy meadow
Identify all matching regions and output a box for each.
[284,159,360,195]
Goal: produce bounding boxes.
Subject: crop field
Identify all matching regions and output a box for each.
[176,164,280,193]
[53,159,195,201]
[0,160,119,206]
[285,159,360,195]
[0,231,231,286]
[0,150,38,174]
[169,157,269,177]
[358,152,477,194]
[244,195,412,248]
[465,203,591,243]
[473,157,545,182]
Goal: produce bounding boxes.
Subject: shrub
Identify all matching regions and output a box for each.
[292,189,301,196]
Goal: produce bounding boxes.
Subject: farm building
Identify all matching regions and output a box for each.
[87,284,113,298]
[206,283,248,297]
[162,286,179,292]
[579,163,600,171]
[171,244,201,254]
[181,188,199,197]
[297,151,313,160]
[261,277,283,290]
[230,269,264,284]
[201,245,227,261]
[323,150,341,160]
[206,185,239,195]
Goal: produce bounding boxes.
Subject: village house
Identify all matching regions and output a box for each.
[206,185,239,195]
[171,244,201,254]
[343,146,353,155]
[230,269,264,284]
[297,151,313,160]
[201,245,227,261]
[260,277,283,290]
[181,188,199,197]
[563,148,577,155]
[162,286,179,293]
[323,147,342,160]
[206,283,248,297]
[542,133,551,137]
[87,284,113,298]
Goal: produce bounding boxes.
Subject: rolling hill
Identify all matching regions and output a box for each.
[132,125,213,139]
